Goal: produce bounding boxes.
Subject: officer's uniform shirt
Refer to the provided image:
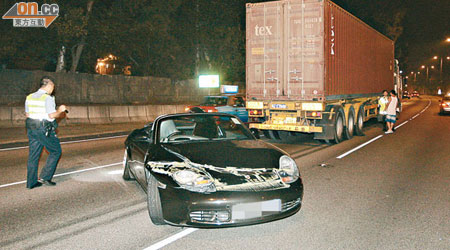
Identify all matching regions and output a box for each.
[25,89,56,121]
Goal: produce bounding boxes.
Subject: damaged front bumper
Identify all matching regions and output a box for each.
[158,178,303,228]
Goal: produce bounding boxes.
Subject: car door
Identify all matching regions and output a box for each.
[129,127,153,186]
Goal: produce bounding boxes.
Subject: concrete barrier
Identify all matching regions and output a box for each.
[161,105,178,116]
[0,104,198,128]
[176,105,188,113]
[11,107,26,127]
[128,105,148,122]
[88,106,110,124]
[109,105,130,123]
[0,106,12,128]
[146,105,159,122]
[65,106,89,125]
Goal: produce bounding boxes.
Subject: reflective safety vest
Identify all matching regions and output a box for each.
[26,93,50,120]
[379,96,389,115]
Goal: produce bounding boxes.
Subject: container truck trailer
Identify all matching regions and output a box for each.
[246,0,398,143]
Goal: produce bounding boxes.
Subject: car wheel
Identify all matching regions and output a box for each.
[344,108,355,140]
[355,106,365,136]
[147,172,166,225]
[262,130,271,139]
[122,149,133,180]
[333,110,345,144]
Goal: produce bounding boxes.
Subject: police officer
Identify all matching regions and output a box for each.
[25,76,67,189]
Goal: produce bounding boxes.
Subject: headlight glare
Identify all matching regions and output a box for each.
[279,155,299,183]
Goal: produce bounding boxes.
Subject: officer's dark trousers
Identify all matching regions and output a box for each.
[26,128,61,188]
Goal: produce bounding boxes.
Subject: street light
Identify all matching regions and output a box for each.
[421,65,425,69]
[432,55,450,84]
[446,37,450,42]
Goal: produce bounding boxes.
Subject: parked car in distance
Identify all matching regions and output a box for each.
[402,91,411,99]
[439,96,450,114]
[185,95,249,122]
[123,113,303,227]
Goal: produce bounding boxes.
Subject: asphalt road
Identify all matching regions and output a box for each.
[0,97,448,250]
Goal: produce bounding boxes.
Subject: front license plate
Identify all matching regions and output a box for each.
[272,104,286,109]
[232,199,281,220]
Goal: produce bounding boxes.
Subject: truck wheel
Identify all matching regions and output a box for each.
[333,111,345,144]
[262,130,271,139]
[344,108,355,140]
[269,130,281,140]
[355,106,365,136]
[147,172,166,225]
[278,131,290,141]
[123,149,133,180]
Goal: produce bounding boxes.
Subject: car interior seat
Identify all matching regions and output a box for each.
[159,120,180,141]
[193,120,218,138]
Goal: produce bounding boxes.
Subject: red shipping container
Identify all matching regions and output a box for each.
[246,0,394,101]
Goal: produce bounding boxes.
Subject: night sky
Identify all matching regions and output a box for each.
[333,0,450,73]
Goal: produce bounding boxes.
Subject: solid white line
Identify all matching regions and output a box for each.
[336,135,383,159]
[143,228,198,250]
[395,120,408,129]
[0,135,127,152]
[0,162,122,189]
[337,99,431,159]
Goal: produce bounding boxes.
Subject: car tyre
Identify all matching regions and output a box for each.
[344,108,355,140]
[355,106,365,136]
[147,172,166,225]
[333,110,345,144]
[122,149,133,180]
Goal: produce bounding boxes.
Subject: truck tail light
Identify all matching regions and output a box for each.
[306,111,322,118]
[207,108,218,113]
[249,109,263,116]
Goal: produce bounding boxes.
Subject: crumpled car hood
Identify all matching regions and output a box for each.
[147,140,291,192]
[160,140,284,169]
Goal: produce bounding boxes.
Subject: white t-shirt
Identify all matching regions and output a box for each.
[386,96,398,116]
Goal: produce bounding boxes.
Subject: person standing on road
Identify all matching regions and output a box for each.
[25,76,67,189]
[385,90,398,134]
[378,90,389,131]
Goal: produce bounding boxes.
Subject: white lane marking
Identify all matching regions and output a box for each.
[395,120,408,129]
[0,135,127,152]
[143,228,198,250]
[336,135,384,159]
[0,162,121,189]
[337,99,432,159]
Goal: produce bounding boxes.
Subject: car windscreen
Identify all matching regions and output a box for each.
[201,97,227,106]
[158,115,253,143]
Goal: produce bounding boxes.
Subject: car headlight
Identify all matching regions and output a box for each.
[172,169,216,193]
[279,155,299,183]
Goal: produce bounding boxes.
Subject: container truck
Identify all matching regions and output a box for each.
[246,0,398,143]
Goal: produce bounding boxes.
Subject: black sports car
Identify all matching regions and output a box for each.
[123,113,303,227]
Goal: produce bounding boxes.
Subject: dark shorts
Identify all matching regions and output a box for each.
[386,115,396,123]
